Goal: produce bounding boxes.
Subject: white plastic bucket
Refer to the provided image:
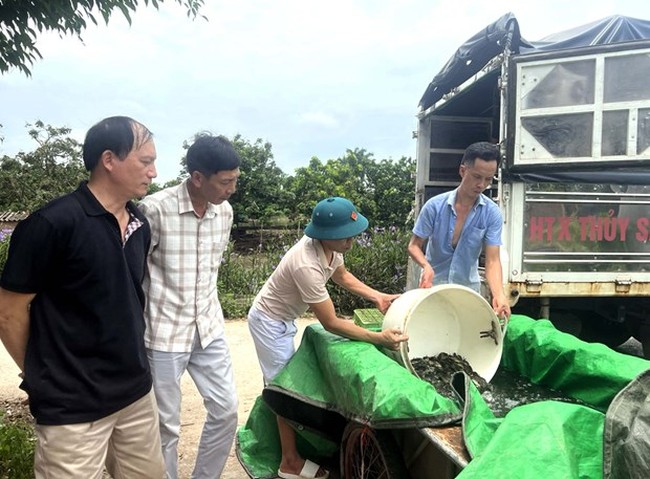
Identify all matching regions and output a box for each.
[382,284,503,382]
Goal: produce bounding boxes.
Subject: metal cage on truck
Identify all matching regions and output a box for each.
[411,14,650,354]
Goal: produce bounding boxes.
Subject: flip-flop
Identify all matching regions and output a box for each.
[278,459,329,479]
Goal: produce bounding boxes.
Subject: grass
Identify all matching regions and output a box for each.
[0,400,35,479]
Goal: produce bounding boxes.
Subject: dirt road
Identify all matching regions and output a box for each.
[0,317,319,479]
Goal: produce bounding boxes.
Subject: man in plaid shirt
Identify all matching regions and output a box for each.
[139,134,241,479]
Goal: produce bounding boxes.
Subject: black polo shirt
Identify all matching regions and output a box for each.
[0,182,152,425]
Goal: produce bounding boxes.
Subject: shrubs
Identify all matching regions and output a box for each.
[328,227,409,315]
[0,402,35,479]
[218,229,302,318]
[218,226,410,318]
[2,224,410,318]
[0,229,11,274]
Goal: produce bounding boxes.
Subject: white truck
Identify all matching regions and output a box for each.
[410,13,650,354]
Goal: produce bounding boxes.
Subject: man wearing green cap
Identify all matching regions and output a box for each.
[247,196,408,479]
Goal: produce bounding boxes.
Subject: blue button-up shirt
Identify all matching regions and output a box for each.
[413,189,503,292]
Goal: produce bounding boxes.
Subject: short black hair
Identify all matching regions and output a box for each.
[83,116,153,171]
[461,141,500,167]
[186,134,241,177]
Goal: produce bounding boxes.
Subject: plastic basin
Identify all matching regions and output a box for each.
[382,284,503,382]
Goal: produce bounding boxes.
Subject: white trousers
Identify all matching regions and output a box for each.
[247,306,298,384]
[147,331,238,479]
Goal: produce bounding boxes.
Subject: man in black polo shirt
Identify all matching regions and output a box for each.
[0,116,165,478]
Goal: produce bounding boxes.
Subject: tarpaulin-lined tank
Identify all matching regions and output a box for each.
[236,314,650,478]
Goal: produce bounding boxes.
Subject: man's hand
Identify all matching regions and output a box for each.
[374,293,400,314]
[418,264,434,288]
[408,235,434,288]
[0,288,35,372]
[377,328,409,350]
[492,294,511,322]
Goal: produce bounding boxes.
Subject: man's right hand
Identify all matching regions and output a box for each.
[378,328,409,350]
[418,264,434,288]
[0,288,34,373]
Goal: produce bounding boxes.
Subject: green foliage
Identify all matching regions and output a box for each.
[0,229,10,274]
[286,149,415,228]
[0,121,88,212]
[0,0,205,75]
[229,134,292,224]
[163,139,416,229]
[0,119,415,224]
[287,150,373,220]
[366,156,416,228]
[327,227,410,315]
[219,227,409,318]
[218,230,302,318]
[0,411,35,479]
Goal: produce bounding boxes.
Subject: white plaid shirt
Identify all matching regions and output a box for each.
[139,181,232,352]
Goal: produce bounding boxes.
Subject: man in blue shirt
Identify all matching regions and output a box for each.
[408,141,511,319]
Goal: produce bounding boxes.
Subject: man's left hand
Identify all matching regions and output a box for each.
[375,293,400,314]
[492,294,511,322]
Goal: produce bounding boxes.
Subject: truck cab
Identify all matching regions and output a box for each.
[411,14,650,353]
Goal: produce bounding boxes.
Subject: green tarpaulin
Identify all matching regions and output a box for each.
[237,315,650,478]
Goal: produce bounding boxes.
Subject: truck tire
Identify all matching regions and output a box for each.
[340,422,410,479]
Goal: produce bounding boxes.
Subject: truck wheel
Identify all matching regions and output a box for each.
[340,422,410,479]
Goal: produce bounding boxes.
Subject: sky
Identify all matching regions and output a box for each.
[0,0,648,183]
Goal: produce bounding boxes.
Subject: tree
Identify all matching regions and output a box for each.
[285,156,338,217]
[0,121,87,211]
[366,156,416,227]
[286,149,374,220]
[147,134,415,228]
[229,134,291,224]
[0,0,205,75]
[156,132,290,224]
[285,149,415,228]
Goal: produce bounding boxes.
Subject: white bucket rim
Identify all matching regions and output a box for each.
[383,285,503,382]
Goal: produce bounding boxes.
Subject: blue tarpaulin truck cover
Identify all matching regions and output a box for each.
[419,13,650,110]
